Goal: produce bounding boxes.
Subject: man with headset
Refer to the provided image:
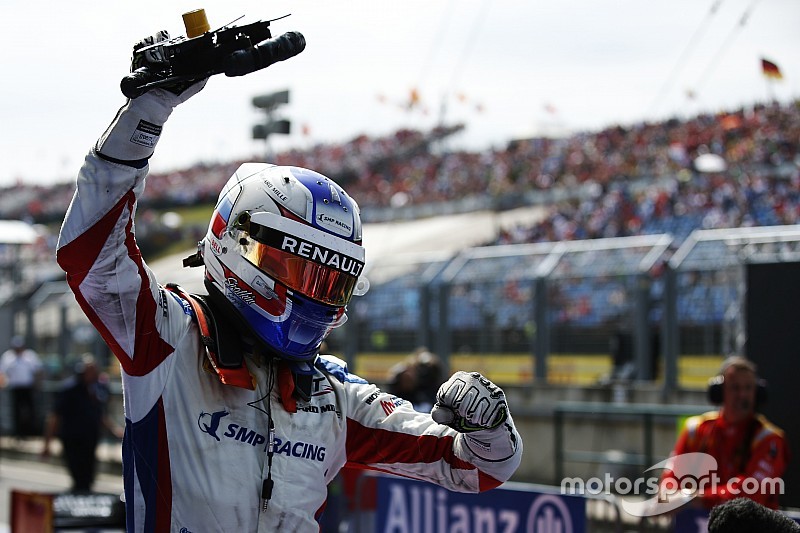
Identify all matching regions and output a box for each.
[665,356,789,510]
[56,29,522,532]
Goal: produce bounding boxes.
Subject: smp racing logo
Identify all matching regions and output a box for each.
[197,410,327,461]
[317,213,353,234]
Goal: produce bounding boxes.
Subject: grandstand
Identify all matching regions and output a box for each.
[2,99,798,379]
[2,99,800,516]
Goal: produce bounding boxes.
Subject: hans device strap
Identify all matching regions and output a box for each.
[165,283,255,390]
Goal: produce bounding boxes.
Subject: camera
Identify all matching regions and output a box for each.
[120,10,305,99]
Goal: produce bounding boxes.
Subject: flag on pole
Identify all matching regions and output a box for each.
[761,58,783,80]
[408,88,421,109]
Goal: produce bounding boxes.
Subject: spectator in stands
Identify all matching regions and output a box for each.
[662,356,789,510]
[0,336,43,438]
[42,354,123,493]
[4,100,798,235]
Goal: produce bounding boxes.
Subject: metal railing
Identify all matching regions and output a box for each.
[553,401,710,484]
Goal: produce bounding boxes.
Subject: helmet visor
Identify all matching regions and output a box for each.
[242,213,365,306]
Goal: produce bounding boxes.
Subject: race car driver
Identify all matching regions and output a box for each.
[56,30,523,532]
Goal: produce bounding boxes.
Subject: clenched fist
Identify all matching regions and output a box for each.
[431,371,508,433]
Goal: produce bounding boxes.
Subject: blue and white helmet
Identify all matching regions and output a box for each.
[200,163,368,362]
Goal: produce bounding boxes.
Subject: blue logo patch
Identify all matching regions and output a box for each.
[197,410,229,441]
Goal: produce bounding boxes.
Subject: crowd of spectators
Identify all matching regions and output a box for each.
[490,100,799,245]
[3,100,798,357]
[1,100,798,247]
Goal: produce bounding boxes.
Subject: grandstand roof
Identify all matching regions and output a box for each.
[441,234,673,283]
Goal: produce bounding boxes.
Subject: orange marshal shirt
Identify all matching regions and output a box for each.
[665,411,789,509]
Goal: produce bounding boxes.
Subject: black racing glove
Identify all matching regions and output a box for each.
[96,31,207,163]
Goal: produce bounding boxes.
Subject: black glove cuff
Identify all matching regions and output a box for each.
[96,151,149,169]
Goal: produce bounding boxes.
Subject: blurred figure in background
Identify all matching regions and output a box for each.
[42,354,123,493]
[0,335,43,438]
[387,347,444,412]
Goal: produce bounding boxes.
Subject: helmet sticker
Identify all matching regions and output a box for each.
[221,263,290,321]
[249,212,364,264]
[209,238,225,256]
[316,210,353,236]
[224,276,255,306]
[264,231,364,277]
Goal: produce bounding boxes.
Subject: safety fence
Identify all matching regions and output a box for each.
[329,224,800,391]
[4,225,800,392]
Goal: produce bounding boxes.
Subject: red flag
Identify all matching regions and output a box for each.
[761,58,783,80]
[720,114,741,130]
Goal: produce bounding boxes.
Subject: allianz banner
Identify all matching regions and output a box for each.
[375,475,586,533]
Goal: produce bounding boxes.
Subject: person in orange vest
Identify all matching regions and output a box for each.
[664,356,789,510]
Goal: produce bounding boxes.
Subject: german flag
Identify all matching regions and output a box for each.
[761,58,783,80]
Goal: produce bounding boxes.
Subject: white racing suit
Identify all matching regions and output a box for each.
[57,152,523,532]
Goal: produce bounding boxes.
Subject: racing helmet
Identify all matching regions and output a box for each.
[197,163,367,362]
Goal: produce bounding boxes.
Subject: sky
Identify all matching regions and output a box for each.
[0,0,798,187]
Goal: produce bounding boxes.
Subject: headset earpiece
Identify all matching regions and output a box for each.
[706,374,768,407]
[707,375,725,405]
